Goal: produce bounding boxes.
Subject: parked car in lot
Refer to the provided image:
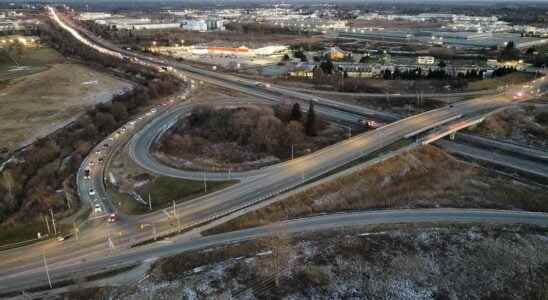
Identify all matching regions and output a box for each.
[94,203,102,213]
[89,188,96,196]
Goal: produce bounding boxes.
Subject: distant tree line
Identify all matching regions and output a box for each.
[225,22,311,36]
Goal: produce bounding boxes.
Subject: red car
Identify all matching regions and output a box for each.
[108,213,118,223]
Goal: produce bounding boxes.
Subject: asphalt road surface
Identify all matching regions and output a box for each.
[0,7,545,296]
[1,209,547,295]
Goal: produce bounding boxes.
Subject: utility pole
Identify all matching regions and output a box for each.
[42,250,52,289]
[173,200,180,232]
[291,144,294,160]
[49,209,57,235]
[203,171,207,193]
[148,193,152,211]
[228,168,231,180]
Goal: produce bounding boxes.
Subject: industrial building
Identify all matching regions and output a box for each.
[78,12,113,21]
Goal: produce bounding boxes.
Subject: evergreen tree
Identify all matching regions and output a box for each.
[294,50,307,62]
[305,102,317,136]
[320,59,334,74]
[290,103,302,121]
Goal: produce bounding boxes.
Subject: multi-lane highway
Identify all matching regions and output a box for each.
[0,7,547,296]
[1,209,548,295]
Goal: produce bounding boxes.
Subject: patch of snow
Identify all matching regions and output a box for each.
[358,231,388,237]
[466,230,482,241]
[387,278,433,300]
[256,250,272,256]
[182,287,198,300]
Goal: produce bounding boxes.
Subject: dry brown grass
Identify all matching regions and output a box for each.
[208,146,548,234]
[470,105,548,148]
[0,62,132,152]
[466,72,534,91]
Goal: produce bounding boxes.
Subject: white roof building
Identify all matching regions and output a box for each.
[253,45,288,56]
[131,23,181,30]
[79,12,113,21]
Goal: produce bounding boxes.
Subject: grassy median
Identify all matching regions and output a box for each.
[112,176,238,215]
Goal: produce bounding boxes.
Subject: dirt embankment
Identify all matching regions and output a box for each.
[469,104,548,149]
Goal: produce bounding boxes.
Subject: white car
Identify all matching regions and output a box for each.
[89,188,96,196]
[94,203,102,213]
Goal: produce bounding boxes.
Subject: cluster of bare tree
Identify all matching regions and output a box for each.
[160,103,320,163]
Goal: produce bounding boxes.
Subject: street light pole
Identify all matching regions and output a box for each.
[49,209,57,235]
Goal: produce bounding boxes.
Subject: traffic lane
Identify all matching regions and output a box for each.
[0,221,122,278]
[456,133,548,162]
[438,140,548,178]
[2,209,547,294]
